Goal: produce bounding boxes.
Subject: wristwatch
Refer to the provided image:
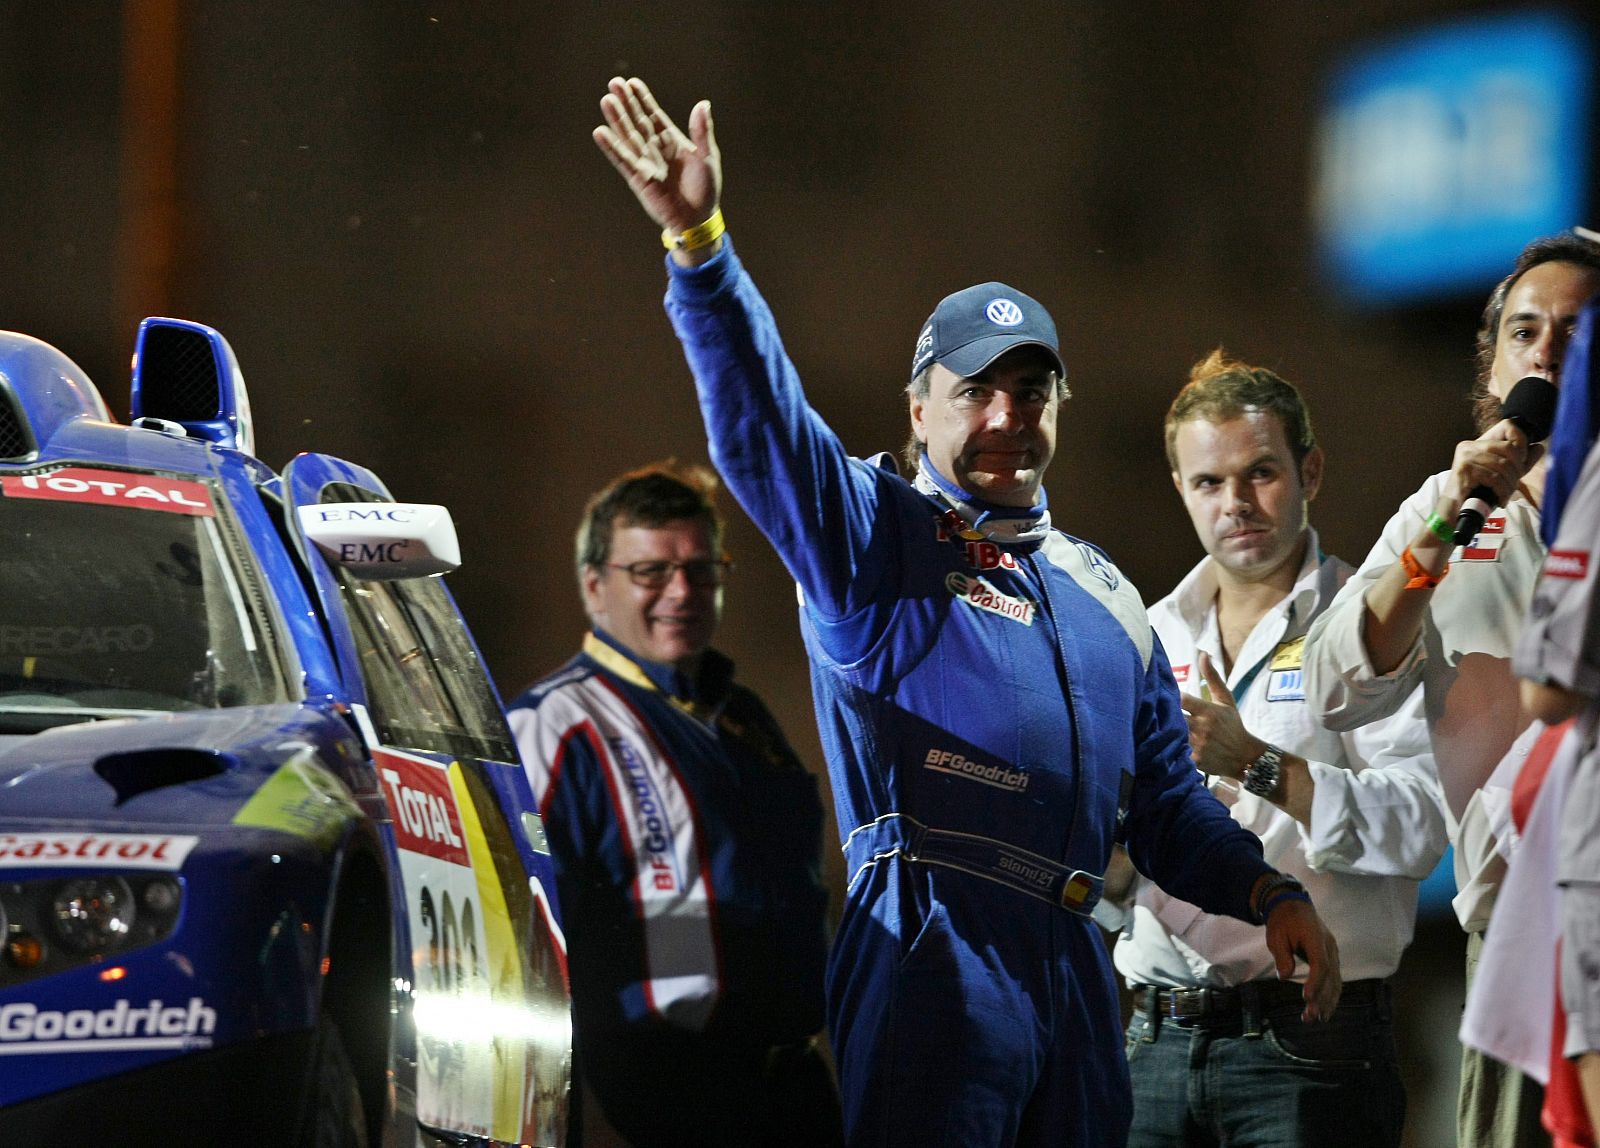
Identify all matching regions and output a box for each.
[1242,744,1284,799]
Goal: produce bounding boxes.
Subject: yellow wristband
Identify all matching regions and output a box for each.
[662,208,726,252]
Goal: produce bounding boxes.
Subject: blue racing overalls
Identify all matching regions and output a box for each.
[663,239,1273,1147]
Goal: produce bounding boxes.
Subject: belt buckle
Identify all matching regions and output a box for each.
[1165,987,1208,1023]
[1059,870,1095,911]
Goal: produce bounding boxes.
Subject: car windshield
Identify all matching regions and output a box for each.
[0,466,295,728]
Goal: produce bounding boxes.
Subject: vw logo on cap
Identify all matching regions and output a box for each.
[910,280,1063,383]
[985,299,1025,326]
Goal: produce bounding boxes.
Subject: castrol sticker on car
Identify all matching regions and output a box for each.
[0,468,215,516]
[0,832,198,871]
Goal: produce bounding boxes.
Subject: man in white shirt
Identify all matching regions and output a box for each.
[1304,232,1600,1148]
[1099,350,1448,1148]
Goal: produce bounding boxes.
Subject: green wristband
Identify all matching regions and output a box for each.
[1424,512,1455,544]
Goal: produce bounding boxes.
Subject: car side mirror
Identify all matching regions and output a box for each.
[296,503,461,579]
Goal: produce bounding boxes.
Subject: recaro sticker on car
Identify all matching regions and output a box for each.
[0,832,198,870]
[0,468,215,516]
[376,746,555,1145]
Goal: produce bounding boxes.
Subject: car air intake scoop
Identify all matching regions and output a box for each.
[95,748,228,805]
[0,384,34,459]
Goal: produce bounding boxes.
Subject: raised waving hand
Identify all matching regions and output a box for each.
[593,76,722,254]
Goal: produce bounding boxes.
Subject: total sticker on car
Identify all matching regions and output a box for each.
[0,468,215,516]
[0,832,198,871]
[378,747,548,1144]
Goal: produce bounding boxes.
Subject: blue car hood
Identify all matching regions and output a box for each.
[0,704,363,827]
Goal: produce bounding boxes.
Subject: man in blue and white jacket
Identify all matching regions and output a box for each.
[509,463,839,1147]
[591,76,1341,1147]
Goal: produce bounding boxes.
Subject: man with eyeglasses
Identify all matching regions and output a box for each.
[507,461,841,1147]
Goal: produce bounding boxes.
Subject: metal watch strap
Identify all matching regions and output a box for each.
[1242,744,1284,799]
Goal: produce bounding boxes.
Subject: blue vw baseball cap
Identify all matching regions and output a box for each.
[910,282,1065,382]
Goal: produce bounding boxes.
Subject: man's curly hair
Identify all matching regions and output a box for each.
[1471,232,1600,431]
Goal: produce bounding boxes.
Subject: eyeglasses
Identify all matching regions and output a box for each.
[605,559,733,588]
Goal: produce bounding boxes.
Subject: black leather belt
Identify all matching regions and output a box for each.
[1134,978,1389,1025]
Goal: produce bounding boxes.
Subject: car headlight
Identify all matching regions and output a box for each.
[2,874,184,988]
[52,877,137,952]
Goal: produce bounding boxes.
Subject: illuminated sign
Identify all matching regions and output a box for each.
[1313,11,1592,302]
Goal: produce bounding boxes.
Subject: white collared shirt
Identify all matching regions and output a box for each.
[1105,530,1448,987]
[1304,474,1545,929]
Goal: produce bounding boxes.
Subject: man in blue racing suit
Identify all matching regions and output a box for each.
[591,76,1342,1147]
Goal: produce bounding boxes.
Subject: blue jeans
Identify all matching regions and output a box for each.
[1124,982,1405,1148]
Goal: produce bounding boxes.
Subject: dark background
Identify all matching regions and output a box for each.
[4,4,1591,1141]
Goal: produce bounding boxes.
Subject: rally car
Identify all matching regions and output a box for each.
[0,319,570,1145]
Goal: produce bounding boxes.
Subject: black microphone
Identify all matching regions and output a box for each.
[1452,376,1560,545]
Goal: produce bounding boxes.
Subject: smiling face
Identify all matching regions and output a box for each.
[1171,410,1322,587]
[1487,259,1600,405]
[580,519,722,672]
[909,345,1061,507]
